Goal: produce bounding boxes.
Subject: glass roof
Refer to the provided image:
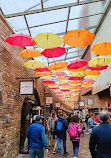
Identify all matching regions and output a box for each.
[0,0,109,66]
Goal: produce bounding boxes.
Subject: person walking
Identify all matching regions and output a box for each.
[93,113,100,124]
[89,110,111,158]
[68,116,82,158]
[85,114,89,134]
[55,112,68,158]
[26,115,48,158]
[47,111,57,148]
[88,113,97,133]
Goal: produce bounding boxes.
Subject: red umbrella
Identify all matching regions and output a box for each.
[88,65,108,71]
[50,87,59,89]
[34,67,49,72]
[61,89,70,92]
[69,77,83,80]
[43,80,55,84]
[6,34,34,47]
[41,47,66,58]
[67,59,88,69]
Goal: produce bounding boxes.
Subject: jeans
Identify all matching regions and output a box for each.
[72,141,79,157]
[85,123,89,133]
[29,147,44,158]
[58,138,66,157]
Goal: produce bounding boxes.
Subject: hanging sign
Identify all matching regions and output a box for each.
[19,81,34,95]
[46,97,53,104]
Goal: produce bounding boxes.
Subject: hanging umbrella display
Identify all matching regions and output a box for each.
[43,80,55,84]
[61,89,70,92]
[56,80,69,85]
[45,83,56,86]
[91,41,111,56]
[36,72,51,76]
[83,79,96,83]
[41,47,66,58]
[69,71,85,77]
[69,77,83,80]
[52,72,67,76]
[24,60,45,69]
[88,65,108,71]
[85,70,101,76]
[63,29,95,47]
[50,87,59,90]
[19,49,42,58]
[32,32,62,49]
[34,67,49,72]
[6,34,34,47]
[51,67,67,73]
[88,57,111,67]
[67,59,88,69]
[68,66,86,72]
[82,82,94,86]
[55,76,68,80]
[59,83,69,86]
[82,83,93,88]
[70,81,81,84]
[40,76,53,80]
[48,61,68,71]
[84,75,99,79]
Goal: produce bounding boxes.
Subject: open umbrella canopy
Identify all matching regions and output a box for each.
[19,49,42,58]
[84,75,99,79]
[40,76,53,80]
[91,41,111,56]
[69,76,83,80]
[50,87,59,90]
[83,79,96,83]
[48,61,68,71]
[70,81,81,84]
[32,32,62,49]
[69,71,85,77]
[54,76,68,80]
[59,83,69,86]
[61,89,70,92]
[51,67,67,73]
[41,47,66,58]
[34,67,49,72]
[52,72,67,76]
[6,34,34,47]
[67,59,88,69]
[88,65,108,71]
[82,82,93,86]
[88,57,111,67]
[82,83,93,88]
[36,72,51,76]
[24,60,45,69]
[43,80,55,84]
[68,66,86,72]
[56,80,69,84]
[85,69,101,76]
[63,29,95,47]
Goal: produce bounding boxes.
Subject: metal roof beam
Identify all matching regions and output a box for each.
[5,0,105,18]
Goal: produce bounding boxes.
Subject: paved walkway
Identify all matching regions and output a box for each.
[17,134,91,158]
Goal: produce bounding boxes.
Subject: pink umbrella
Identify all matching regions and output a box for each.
[34,67,49,72]
[61,89,70,92]
[71,85,81,88]
[67,59,88,69]
[83,79,96,83]
[50,87,59,89]
[59,83,69,86]
[88,65,108,71]
[43,80,55,84]
[6,34,34,47]
[41,47,66,58]
[52,72,67,76]
[69,77,83,80]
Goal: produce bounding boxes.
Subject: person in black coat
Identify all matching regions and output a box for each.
[55,113,68,158]
[89,110,111,158]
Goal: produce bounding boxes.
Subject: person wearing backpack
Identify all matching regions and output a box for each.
[68,116,82,158]
[55,112,68,158]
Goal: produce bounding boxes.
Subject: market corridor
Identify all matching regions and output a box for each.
[17,134,91,158]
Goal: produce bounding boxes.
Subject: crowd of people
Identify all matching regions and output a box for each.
[26,110,111,158]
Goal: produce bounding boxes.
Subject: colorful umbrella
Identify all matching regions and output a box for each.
[85,70,101,76]
[88,66,108,71]
[36,72,51,76]
[88,57,111,67]
[68,66,86,72]
[48,61,68,71]
[59,83,69,86]
[6,34,34,47]
[67,59,88,69]
[70,81,81,84]
[82,82,93,86]
[82,83,93,88]
[50,87,59,90]
[24,60,45,69]
[69,71,85,77]
[51,67,67,73]
[61,89,70,92]
[43,80,55,84]
[32,32,62,49]
[52,72,67,76]
[45,83,56,86]
[84,75,99,79]
[55,76,68,80]
[40,76,53,80]
[83,79,96,83]
[19,49,42,58]
[91,41,111,56]
[41,47,66,58]
[69,77,83,81]
[63,29,95,47]
[56,80,69,85]
[34,67,49,72]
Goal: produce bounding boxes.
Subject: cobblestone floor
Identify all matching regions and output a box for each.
[17,134,91,158]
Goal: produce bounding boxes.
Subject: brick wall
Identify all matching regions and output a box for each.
[0,15,69,158]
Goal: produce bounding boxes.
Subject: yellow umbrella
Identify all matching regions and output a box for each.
[51,67,67,73]
[88,57,111,67]
[91,41,111,56]
[84,75,99,79]
[36,72,51,76]
[56,80,69,84]
[85,69,100,76]
[40,76,53,80]
[82,84,93,88]
[48,61,68,71]
[19,49,42,58]
[32,32,62,49]
[24,60,45,69]
[69,71,85,77]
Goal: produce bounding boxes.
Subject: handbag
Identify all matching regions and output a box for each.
[24,137,28,152]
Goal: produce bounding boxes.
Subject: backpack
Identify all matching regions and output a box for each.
[56,120,63,131]
[69,123,77,138]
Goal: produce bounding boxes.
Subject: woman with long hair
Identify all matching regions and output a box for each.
[68,115,82,158]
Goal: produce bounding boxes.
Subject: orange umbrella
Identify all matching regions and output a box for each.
[48,61,68,71]
[55,76,68,80]
[19,49,42,57]
[91,41,111,56]
[70,81,81,85]
[85,70,101,76]
[68,66,86,72]
[35,72,51,76]
[63,29,95,47]
[45,83,56,86]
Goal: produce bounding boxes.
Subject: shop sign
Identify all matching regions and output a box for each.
[19,81,34,95]
[79,101,84,107]
[56,103,60,108]
[46,97,53,104]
